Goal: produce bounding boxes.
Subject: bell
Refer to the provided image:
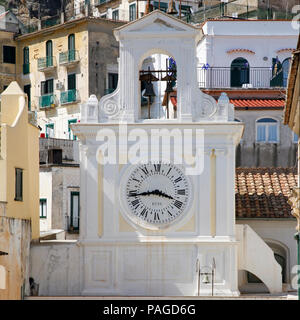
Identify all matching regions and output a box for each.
[161,74,176,82]
[165,81,174,93]
[202,274,210,284]
[144,82,156,97]
[139,73,159,82]
[167,0,178,15]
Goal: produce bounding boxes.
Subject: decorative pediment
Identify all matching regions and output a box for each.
[129,18,185,33]
[114,10,199,40]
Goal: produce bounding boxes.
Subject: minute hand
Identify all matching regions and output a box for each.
[128,190,174,200]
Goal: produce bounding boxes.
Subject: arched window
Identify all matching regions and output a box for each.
[46,40,53,67]
[282,58,291,87]
[256,118,278,143]
[231,57,250,87]
[23,47,29,74]
[68,34,75,61]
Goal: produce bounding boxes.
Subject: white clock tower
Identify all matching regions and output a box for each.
[73,10,244,296]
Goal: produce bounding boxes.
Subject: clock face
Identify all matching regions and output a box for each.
[120,163,192,230]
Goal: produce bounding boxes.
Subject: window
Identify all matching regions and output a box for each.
[70,192,80,231]
[129,3,136,21]
[231,57,249,87]
[108,73,118,92]
[293,132,299,143]
[61,73,77,104]
[68,119,77,140]
[256,118,278,143]
[24,85,31,111]
[68,34,75,61]
[45,123,54,138]
[23,47,30,74]
[39,199,47,218]
[112,10,119,20]
[68,73,76,91]
[282,58,291,88]
[153,1,168,12]
[46,40,53,67]
[3,46,16,64]
[41,79,54,95]
[15,168,23,201]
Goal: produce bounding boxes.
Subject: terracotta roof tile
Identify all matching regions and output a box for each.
[169,96,285,109]
[230,99,285,108]
[235,168,298,219]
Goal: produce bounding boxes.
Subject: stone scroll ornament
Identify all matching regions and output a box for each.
[192,91,218,120]
[99,88,123,121]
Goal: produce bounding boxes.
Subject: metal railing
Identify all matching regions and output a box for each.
[60,89,79,104]
[182,1,296,24]
[41,16,61,29]
[197,67,285,89]
[59,50,79,65]
[39,93,56,108]
[95,0,112,6]
[23,63,30,75]
[38,56,56,71]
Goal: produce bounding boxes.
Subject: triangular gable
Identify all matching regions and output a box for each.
[114,10,199,39]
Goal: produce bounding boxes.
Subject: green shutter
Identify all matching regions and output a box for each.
[68,74,76,90]
[46,40,53,67]
[68,34,76,61]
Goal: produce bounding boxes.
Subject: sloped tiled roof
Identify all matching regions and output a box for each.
[169,95,285,109]
[235,168,298,219]
[230,99,285,108]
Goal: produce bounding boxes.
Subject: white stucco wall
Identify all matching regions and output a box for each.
[197,21,299,87]
[30,242,80,296]
[236,219,298,291]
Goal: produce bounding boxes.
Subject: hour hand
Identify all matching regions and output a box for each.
[128,191,151,197]
[152,189,174,200]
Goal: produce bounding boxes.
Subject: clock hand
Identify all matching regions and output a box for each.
[128,190,174,199]
[128,191,153,197]
[152,189,174,200]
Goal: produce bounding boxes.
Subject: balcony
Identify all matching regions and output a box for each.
[37,56,56,72]
[60,89,79,105]
[39,93,57,109]
[197,67,286,89]
[23,63,30,75]
[59,50,80,67]
[95,0,112,6]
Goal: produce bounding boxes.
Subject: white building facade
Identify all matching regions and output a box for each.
[197,20,299,89]
[70,11,280,296]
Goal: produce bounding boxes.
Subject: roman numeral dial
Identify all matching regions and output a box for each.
[122,163,192,230]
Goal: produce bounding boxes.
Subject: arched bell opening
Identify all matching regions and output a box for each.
[139,53,177,120]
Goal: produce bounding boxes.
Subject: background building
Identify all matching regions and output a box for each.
[0,82,40,299]
[16,16,124,140]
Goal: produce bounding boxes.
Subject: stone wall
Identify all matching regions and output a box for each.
[29,241,80,296]
[0,212,32,299]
